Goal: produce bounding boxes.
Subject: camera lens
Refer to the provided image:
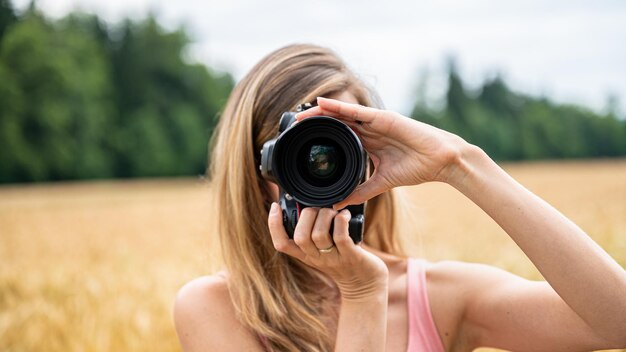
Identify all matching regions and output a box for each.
[271,116,366,207]
[308,144,337,178]
[297,138,345,187]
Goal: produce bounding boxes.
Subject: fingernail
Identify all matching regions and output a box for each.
[341,209,351,218]
[270,202,279,214]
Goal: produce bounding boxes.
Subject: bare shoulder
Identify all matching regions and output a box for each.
[174,274,232,328]
[425,259,534,307]
[425,260,618,350]
[425,259,528,316]
[423,260,526,350]
[426,259,523,287]
[173,274,263,352]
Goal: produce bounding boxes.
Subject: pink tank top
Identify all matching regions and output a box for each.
[406,258,445,352]
[257,258,445,351]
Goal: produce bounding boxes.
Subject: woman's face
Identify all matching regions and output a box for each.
[266,90,360,202]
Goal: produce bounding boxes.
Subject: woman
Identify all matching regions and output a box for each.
[174,44,626,351]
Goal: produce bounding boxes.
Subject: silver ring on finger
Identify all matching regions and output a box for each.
[318,244,335,254]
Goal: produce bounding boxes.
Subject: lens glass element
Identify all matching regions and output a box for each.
[297,138,344,187]
[307,144,337,178]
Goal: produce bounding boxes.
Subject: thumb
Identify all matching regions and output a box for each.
[333,173,389,210]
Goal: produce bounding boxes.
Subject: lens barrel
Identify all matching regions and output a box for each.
[261,115,366,207]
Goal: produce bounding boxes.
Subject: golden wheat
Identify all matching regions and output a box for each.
[1,160,625,352]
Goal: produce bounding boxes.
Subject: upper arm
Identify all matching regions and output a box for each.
[439,261,618,351]
[173,275,264,352]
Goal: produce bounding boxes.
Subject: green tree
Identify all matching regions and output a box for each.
[0,5,234,183]
[0,9,114,182]
[444,59,472,136]
[106,16,234,177]
[477,76,524,159]
[0,0,16,41]
[410,62,626,161]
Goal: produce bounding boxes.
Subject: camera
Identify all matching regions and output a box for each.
[260,103,367,243]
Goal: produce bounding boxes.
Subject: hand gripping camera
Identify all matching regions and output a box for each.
[260,103,367,243]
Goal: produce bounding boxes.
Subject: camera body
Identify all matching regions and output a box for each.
[260,104,366,243]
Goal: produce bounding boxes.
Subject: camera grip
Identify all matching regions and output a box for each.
[280,197,364,244]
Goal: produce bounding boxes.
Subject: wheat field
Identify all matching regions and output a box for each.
[1,159,625,351]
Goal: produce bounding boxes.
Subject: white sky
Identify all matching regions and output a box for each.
[14,0,626,116]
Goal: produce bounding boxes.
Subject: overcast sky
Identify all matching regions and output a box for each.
[14,0,626,116]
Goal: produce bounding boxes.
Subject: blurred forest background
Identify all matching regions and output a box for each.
[1,0,625,184]
[0,0,234,183]
[2,2,625,352]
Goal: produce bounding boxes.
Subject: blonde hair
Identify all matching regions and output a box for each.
[208,43,404,351]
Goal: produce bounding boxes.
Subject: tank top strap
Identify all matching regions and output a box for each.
[406,258,445,352]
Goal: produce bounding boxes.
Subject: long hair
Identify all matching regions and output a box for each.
[208,43,404,351]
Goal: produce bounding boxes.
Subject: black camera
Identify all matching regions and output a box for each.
[260,103,367,243]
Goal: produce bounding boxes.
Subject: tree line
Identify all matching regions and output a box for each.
[0,1,234,183]
[1,1,624,184]
[411,62,626,161]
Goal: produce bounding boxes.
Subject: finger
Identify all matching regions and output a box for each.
[295,110,365,142]
[343,120,364,136]
[294,105,324,121]
[333,173,389,210]
[311,208,337,250]
[296,97,376,123]
[267,202,305,261]
[293,207,320,257]
[332,209,359,256]
[294,101,351,122]
[316,97,385,123]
